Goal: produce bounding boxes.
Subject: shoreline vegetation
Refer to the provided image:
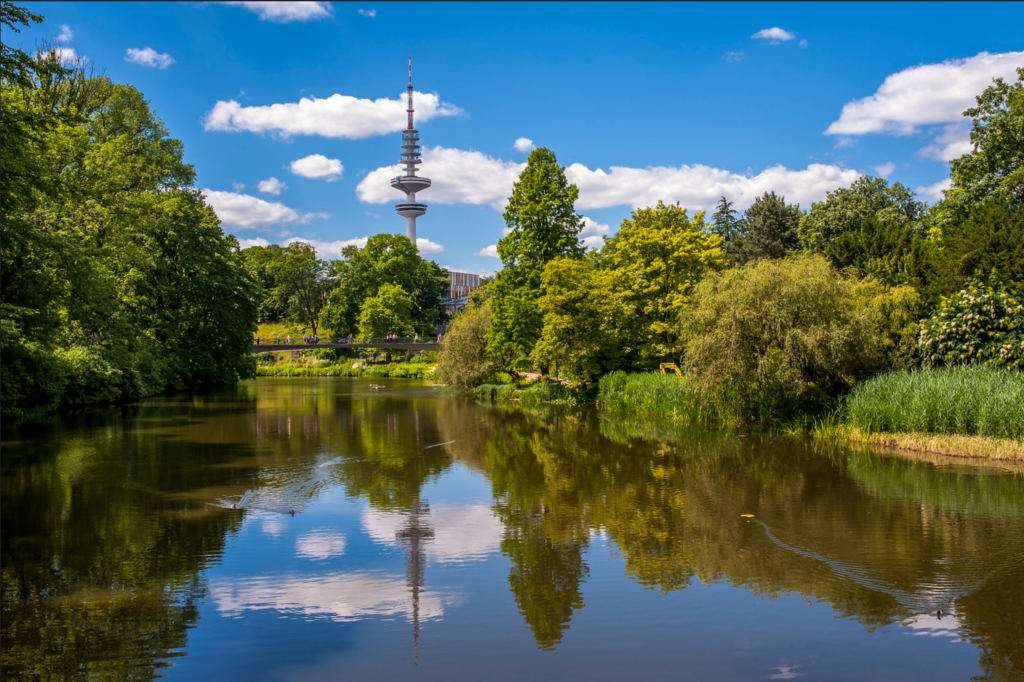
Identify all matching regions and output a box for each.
[471,366,1024,461]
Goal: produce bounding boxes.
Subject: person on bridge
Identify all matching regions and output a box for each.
[277,334,281,344]
[286,335,291,345]
[414,333,419,343]
[255,335,260,345]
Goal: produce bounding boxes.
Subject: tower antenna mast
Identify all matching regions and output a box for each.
[392,56,430,245]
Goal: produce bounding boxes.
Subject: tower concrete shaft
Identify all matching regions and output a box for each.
[391,57,430,246]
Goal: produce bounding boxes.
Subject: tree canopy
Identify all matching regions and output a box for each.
[488,147,585,372]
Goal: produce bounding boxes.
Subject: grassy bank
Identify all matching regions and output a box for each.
[844,366,1024,440]
[256,361,433,379]
[597,371,739,423]
[594,366,1022,459]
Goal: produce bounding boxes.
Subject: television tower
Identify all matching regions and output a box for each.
[391,57,430,246]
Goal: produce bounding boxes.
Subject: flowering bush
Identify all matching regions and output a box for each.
[918,277,1024,369]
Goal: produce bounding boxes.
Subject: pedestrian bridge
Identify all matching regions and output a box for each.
[252,337,440,353]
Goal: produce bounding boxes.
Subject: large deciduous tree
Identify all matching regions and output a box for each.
[318,233,447,337]
[357,283,415,339]
[945,66,1024,213]
[600,201,724,366]
[798,176,926,253]
[1,6,259,416]
[488,147,585,372]
[267,241,330,335]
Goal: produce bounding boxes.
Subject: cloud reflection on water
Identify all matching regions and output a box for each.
[210,571,451,623]
[361,502,503,564]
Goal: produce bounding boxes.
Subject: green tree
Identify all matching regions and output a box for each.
[799,176,926,253]
[600,201,725,366]
[681,254,881,421]
[318,233,447,337]
[935,197,1024,295]
[532,257,621,382]
[267,242,330,335]
[239,243,289,323]
[945,66,1024,213]
[1,11,258,416]
[435,288,500,389]
[734,191,802,262]
[357,283,415,339]
[488,148,585,373]
[821,216,937,291]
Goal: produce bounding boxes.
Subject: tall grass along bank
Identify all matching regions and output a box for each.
[845,366,1024,440]
[597,371,739,423]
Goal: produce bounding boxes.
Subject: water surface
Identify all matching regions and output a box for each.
[3,378,1023,681]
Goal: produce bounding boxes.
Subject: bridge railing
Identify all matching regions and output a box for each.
[251,336,441,346]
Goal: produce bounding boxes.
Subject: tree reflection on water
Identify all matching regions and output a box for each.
[2,379,1022,680]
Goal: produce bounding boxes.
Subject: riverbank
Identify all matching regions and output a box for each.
[256,360,434,378]
[472,367,1024,461]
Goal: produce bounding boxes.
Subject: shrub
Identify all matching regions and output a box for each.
[435,299,500,389]
[918,276,1024,370]
[845,366,1024,439]
[681,254,881,422]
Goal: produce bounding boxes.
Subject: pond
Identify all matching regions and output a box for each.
[2,378,1023,681]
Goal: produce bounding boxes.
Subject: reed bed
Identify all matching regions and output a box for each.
[844,366,1024,440]
[597,371,738,423]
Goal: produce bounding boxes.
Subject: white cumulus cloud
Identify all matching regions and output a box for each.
[513,137,536,152]
[752,27,796,43]
[357,8,376,17]
[872,162,895,178]
[916,178,952,203]
[417,238,444,254]
[475,244,499,258]
[238,237,270,249]
[579,216,611,249]
[358,147,526,210]
[223,1,331,23]
[56,24,73,43]
[202,189,328,229]
[290,154,343,181]
[358,146,861,213]
[125,47,175,69]
[232,181,245,191]
[825,51,1023,160]
[257,177,286,194]
[204,91,462,140]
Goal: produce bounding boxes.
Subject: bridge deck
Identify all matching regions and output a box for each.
[252,343,439,352]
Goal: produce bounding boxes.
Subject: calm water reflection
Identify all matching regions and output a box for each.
[2,378,1023,681]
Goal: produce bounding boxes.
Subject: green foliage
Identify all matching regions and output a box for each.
[0,28,258,418]
[799,176,926,253]
[435,298,500,389]
[918,276,1024,370]
[532,257,621,382]
[264,241,330,335]
[600,201,725,366]
[318,233,447,336]
[821,216,937,291]
[732,191,803,263]
[489,148,585,372]
[239,243,289,322]
[853,280,925,371]
[710,196,740,242]
[598,371,738,423]
[256,360,432,378]
[357,283,415,339]
[946,66,1024,213]
[845,366,1024,439]
[681,254,881,421]
[934,197,1024,294]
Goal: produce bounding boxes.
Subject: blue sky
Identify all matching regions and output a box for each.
[16,1,1024,273]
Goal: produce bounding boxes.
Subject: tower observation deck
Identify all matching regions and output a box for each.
[391,57,430,246]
